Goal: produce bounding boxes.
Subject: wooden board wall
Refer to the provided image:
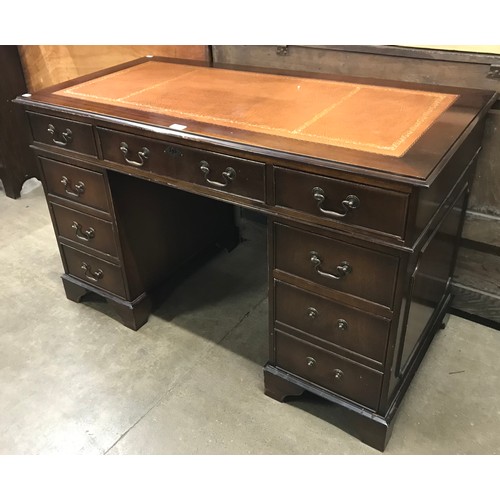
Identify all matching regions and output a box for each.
[409,45,500,55]
[18,45,209,93]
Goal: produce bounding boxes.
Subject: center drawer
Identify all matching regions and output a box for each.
[97,127,266,202]
[274,222,399,308]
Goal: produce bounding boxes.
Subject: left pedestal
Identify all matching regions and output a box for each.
[36,152,238,330]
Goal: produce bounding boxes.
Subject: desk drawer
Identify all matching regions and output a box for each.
[274,223,399,308]
[51,203,118,257]
[274,281,390,363]
[275,330,382,410]
[61,245,127,298]
[98,127,266,202]
[28,112,97,156]
[274,167,408,238]
[40,157,111,213]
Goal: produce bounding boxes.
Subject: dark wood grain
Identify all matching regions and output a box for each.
[28,112,97,157]
[51,202,118,258]
[15,52,495,452]
[107,170,238,301]
[274,329,383,411]
[273,222,400,308]
[274,280,391,363]
[274,166,409,239]
[61,244,127,298]
[39,157,111,213]
[98,126,266,203]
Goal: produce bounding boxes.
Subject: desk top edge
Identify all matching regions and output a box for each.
[16,56,497,185]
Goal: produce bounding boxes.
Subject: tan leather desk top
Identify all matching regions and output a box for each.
[55,61,457,158]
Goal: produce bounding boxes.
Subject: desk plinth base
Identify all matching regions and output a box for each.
[61,275,151,331]
[264,365,392,452]
[264,290,452,452]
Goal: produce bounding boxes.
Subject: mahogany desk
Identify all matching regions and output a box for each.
[15,57,496,451]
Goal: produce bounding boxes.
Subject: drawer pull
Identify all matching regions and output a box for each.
[332,369,344,381]
[71,221,95,242]
[81,262,103,282]
[119,142,150,167]
[337,319,348,331]
[310,251,352,280]
[200,161,236,188]
[306,356,316,367]
[47,123,72,146]
[312,187,360,218]
[307,307,318,319]
[61,176,85,197]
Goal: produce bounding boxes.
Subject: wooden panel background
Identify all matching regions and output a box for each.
[212,45,500,326]
[18,45,209,93]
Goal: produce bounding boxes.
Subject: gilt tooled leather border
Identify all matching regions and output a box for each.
[56,61,458,158]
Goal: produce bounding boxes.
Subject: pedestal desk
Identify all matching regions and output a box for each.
[15,57,496,451]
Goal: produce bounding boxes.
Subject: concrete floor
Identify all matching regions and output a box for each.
[1,178,499,455]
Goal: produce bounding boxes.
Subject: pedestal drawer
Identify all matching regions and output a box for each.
[275,330,382,410]
[40,157,111,213]
[98,127,266,202]
[274,222,399,308]
[51,203,118,257]
[274,167,408,238]
[28,112,97,156]
[274,281,390,363]
[61,244,127,298]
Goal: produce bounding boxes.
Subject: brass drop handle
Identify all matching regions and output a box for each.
[119,142,150,167]
[48,123,72,146]
[72,221,95,242]
[312,187,360,218]
[306,356,316,368]
[332,369,344,381]
[81,262,103,282]
[200,160,236,188]
[61,176,85,197]
[310,251,352,280]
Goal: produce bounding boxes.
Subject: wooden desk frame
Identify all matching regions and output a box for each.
[15,57,496,451]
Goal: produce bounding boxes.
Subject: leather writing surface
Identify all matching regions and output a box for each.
[55,61,457,158]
